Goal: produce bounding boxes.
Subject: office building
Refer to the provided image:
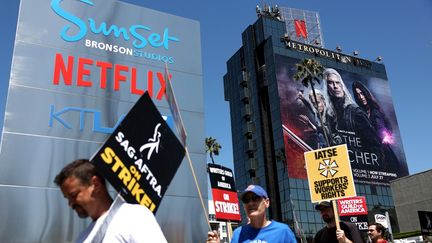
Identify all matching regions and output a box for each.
[224,6,409,239]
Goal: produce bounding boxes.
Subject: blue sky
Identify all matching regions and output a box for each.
[1,0,431,177]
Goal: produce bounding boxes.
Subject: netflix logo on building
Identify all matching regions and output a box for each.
[208,164,241,222]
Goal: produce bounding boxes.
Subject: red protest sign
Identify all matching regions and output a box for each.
[337,196,368,216]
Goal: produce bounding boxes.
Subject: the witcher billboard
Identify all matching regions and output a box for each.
[275,54,409,185]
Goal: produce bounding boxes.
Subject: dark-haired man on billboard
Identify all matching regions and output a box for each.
[54,159,167,243]
[322,68,383,170]
[206,185,296,243]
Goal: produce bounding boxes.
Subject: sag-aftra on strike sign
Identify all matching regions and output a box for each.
[304,144,356,203]
[91,92,185,213]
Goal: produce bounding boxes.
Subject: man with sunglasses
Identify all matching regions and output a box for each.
[206,184,296,243]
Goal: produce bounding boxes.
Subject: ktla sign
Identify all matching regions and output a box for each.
[49,104,173,134]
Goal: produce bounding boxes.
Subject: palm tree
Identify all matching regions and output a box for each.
[293,58,330,147]
[205,137,222,164]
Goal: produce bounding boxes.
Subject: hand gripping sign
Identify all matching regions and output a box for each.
[304,144,356,203]
[91,92,185,214]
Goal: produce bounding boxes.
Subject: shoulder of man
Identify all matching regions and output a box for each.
[108,203,167,242]
[268,221,295,234]
[313,226,326,243]
[275,221,296,242]
[115,203,158,223]
[268,220,287,227]
[230,225,243,243]
[232,224,244,236]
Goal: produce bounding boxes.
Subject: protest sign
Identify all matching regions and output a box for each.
[304,144,356,203]
[338,196,369,231]
[208,163,241,221]
[92,92,185,213]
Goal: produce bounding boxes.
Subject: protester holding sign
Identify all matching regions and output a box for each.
[314,201,364,243]
[54,159,167,243]
[206,185,296,243]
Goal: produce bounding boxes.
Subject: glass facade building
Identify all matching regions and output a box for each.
[224,13,407,240]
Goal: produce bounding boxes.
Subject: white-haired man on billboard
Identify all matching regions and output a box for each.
[322,68,382,160]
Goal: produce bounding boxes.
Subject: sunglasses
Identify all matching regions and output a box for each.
[242,194,263,204]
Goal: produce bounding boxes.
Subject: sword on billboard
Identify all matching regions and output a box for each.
[282,124,312,152]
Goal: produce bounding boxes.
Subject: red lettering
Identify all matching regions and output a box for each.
[131,67,144,95]
[156,72,167,100]
[114,64,128,90]
[52,53,169,100]
[77,57,93,87]
[147,71,153,97]
[53,53,74,85]
[96,61,112,89]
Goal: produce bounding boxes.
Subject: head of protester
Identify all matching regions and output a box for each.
[54,159,112,220]
[314,201,365,243]
[54,159,167,242]
[368,222,388,243]
[206,184,296,243]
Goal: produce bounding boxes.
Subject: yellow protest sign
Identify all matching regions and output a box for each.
[304,144,356,203]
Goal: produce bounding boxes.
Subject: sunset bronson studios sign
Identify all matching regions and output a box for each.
[0,0,203,241]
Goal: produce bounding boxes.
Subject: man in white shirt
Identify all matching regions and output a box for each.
[54,159,167,243]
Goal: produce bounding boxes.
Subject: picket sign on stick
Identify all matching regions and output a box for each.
[164,63,211,230]
[332,200,341,230]
[304,144,357,232]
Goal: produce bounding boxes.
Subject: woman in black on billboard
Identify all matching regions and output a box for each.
[352,81,392,143]
[352,81,406,175]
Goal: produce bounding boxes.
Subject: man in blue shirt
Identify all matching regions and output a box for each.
[207,185,296,243]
